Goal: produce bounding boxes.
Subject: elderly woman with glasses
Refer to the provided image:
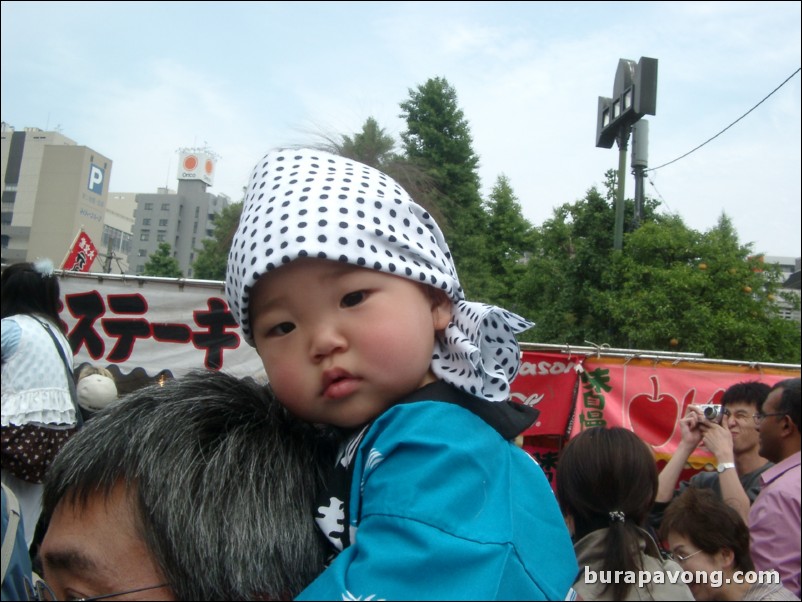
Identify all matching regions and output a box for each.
[660,486,799,601]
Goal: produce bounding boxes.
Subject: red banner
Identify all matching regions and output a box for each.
[62,232,98,272]
[569,357,796,466]
[512,351,582,436]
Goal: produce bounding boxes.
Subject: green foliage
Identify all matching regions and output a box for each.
[192,202,243,281]
[143,242,183,278]
[518,187,800,363]
[398,76,489,299]
[482,175,536,311]
[337,117,396,168]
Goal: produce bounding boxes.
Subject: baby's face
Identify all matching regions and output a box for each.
[249,258,453,428]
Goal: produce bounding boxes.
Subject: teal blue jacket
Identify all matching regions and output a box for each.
[298,384,579,600]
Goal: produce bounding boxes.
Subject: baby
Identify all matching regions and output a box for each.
[226,148,578,600]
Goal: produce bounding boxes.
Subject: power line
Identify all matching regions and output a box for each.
[646,67,801,173]
[646,173,671,213]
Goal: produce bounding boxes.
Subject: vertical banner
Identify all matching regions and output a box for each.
[61,231,98,272]
[512,351,582,436]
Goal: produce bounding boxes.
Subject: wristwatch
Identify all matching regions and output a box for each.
[717,462,736,473]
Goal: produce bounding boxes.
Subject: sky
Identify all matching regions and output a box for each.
[2,1,800,258]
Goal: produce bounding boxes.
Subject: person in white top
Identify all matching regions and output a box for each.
[1,260,80,550]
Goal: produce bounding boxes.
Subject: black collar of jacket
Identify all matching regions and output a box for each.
[398,380,539,440]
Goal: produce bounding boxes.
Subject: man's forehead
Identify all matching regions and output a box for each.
[763,388,783,410]
[724,400,758,411]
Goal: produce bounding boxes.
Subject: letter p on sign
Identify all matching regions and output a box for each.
[88,164,104,194]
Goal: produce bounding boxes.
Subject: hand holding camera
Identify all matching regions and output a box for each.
[685,404,734,462]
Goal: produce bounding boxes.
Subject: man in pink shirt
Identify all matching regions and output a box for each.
[749,377,801,598]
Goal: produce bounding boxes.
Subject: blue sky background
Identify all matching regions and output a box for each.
[2,1,800,257]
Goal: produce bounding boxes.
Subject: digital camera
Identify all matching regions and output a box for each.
[699,404,725,424]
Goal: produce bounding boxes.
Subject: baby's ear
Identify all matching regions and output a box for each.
[429,289,453,330]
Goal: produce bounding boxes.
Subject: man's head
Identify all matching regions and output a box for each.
[756,377,802,463]
[719,381,771,456]
[39,370,336,601]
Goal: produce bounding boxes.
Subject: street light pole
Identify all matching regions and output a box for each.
[595,57,658,251]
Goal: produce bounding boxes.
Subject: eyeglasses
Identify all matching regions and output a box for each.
[25,575,169,601]
[667,548,703,564]
[753,412,787,425]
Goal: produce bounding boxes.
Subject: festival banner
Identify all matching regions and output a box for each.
[61,231,99,273]
[57,271,266,382]
[569,356,798,468]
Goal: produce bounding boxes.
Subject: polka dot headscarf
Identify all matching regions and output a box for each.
[226,148,533,402]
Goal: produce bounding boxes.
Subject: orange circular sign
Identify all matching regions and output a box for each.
[205,159,214,175]
[183,155,198,170]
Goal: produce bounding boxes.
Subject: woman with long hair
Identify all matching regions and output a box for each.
[557,426,694,600]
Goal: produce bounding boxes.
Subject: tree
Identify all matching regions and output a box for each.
[517,179,800,363]
[482,174,536,312]
[192,201,244,281]
[319,116,396,169]
[143,242,183,278]
[398,77,489,299]
[608,213,800,362]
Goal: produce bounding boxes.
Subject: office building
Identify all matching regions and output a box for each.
[1,122,111,267]
[128,149,230,277]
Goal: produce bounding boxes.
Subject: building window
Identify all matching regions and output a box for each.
[143,218,151,226]
[2,212,13,225]
[161,203,170,211]
[144,202,153,210]
[140,231,150,241]
[193,222,198,233]
[136,265,144,275]
[159,219,168,227]
[194,207,199,217]
[138,249,146,257]
[157,231,167,242]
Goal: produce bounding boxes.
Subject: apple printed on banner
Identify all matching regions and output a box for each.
[627,375,680,448]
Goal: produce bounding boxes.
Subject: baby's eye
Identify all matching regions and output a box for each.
[341,291,367,308]
[268,322,295,336]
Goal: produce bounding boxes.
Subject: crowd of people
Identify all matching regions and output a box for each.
[2,149,801,601]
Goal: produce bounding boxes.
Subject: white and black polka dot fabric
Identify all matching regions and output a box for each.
[226,148,533,402]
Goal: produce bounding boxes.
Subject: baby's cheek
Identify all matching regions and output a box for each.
[267,361,304,396]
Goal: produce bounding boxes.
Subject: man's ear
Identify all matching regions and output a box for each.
[716,547,736,571]
[429,288,453,331]
[779,414,797,439]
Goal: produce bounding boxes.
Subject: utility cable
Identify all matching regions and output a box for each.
[646,67,801,173]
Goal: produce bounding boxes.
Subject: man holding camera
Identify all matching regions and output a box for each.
[651,381,773,528]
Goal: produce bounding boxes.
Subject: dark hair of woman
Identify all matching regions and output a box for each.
[659,487,754,573]
[556,426,658,599]
[1,261,65,334]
